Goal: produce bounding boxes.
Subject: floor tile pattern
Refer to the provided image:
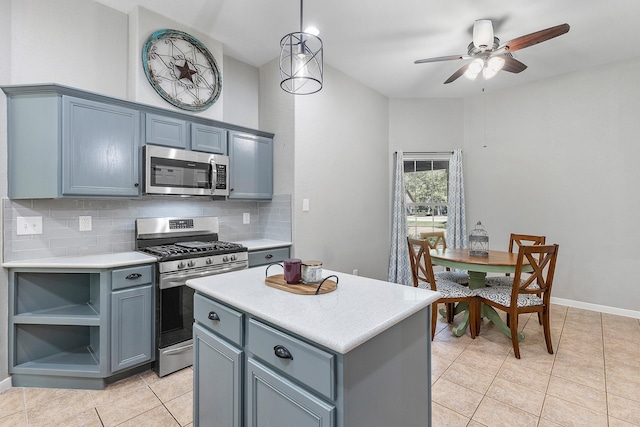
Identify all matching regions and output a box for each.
[0,367,193,426]
[1,305,639,426]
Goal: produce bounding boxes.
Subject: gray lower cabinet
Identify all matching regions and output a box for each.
[194,292,430,427]
[8,264,155,389]
[110,284,153,373]
[228,131,273,200]
[193,293,336,427]
[193,323,243,427]
[247,358,335,427]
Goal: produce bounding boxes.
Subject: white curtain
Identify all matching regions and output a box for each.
[446,149,467,248]
[388,151,412,285]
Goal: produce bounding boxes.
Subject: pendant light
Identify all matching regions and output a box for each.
[279,0,323,94]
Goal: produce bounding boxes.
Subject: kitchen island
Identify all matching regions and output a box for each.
[187,266,440,427]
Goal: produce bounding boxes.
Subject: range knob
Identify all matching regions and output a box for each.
[187,260,195,267]
[177,262,186,269]
[230,255,237,261]
[223,256,229,262]
[206,258,212,265]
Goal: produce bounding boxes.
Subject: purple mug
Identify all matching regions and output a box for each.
[283,258,302,284]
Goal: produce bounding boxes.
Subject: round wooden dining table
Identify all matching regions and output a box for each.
[430,248,533,339]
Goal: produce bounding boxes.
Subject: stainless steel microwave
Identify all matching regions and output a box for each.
[144,145,229,197]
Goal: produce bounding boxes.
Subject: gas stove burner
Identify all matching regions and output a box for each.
[139,241,246,261]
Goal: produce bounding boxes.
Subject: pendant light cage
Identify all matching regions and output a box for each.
[279,0,323,95]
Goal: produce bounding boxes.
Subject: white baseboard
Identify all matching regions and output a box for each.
[551,297,640,319]
[0,376,12,393]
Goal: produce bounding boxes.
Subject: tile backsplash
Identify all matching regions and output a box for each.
[2,194,291,261]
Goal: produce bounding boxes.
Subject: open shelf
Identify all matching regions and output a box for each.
[12,324,101,377]
[14,272,101,317]
[13,303,100,325]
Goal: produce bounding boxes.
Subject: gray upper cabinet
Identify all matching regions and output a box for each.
[144,113,188,148]
[62,97,141,197]
[190,123,227,154]
[2,84,273,200]
[5,88,141,199]
[228,131,273,200]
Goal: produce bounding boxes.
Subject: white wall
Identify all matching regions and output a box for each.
[464,57,640,313]
[293,65,390,279]
[223,55,259,129]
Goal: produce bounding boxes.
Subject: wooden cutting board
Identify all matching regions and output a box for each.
[265,274,337,295]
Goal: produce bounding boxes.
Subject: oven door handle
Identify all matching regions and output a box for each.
[159,263,247,290]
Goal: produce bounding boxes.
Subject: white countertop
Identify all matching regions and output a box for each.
[2,251,158,269]
[187,266,440,354]
[233,239,292,251]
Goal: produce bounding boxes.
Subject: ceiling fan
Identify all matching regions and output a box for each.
[414,20,570,84]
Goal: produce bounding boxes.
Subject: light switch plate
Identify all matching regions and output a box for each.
[243,213,250,224]
[302,199,310,212]
[17,216,43,235]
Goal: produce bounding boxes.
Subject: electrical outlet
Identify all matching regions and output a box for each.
[243,213,250,225]
[17,216,43,235]
[302,199,310,212]
[353,269,358,276]
[79,216,92,231]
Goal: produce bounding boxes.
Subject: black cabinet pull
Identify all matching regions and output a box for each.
[274,345,293,360]
[126,273,142,280]
[265,254,273,259]
[208,311,220,321]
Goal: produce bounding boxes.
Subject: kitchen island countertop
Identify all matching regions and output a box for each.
[187,266,440,354]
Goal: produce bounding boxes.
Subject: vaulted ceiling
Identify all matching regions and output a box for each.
[96,0,640,98]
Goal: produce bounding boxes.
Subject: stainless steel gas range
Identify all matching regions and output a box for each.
[135,216,248,377]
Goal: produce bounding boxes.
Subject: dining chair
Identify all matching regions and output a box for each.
[419,231,470,285]
[474,244,559,359]
[407,237,477,340]
[485,233,546,288]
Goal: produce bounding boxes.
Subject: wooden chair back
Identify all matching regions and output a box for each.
[419,230,447,250]
[407,237,437,290]
[504,234,546,277]
[511,244,559,307]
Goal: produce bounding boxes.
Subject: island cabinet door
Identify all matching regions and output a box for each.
[246,358,335,427]
[193,323,243,427]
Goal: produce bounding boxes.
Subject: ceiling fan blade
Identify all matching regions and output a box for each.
[444,63,470,84]
[414,54,468,64]
[498,23,570,53]
[501,56,527,73]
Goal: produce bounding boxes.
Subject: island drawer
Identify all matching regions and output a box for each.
[247,319,335,400]
[111,265,153,290]
[194,293,244,346]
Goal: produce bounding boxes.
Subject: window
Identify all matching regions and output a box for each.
[404,155,449,238]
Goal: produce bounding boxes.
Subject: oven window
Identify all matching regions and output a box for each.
[158,285,195,349]
[150,157,210,189]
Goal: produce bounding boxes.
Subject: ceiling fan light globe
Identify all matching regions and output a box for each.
[483,67,499,80]
[487,56,505,72]
[464,68,479,80]
[468,58,484,74]
[473,19,494,49]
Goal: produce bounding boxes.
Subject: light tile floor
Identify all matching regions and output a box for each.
[432,303,640,426]
[0,366,193,426]
[1,304,639,426]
